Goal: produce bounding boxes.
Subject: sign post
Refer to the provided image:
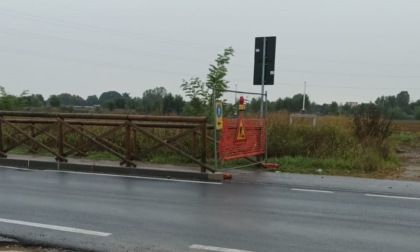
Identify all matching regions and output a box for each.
[253,36,276,118]
[260,37,266,119]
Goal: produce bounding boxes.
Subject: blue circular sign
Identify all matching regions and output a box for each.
[216,104,222,117]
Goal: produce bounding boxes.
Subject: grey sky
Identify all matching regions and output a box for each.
[1,0,419,104]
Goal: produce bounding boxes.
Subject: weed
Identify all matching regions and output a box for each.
[147,154,192,165]
[86,151,120,161]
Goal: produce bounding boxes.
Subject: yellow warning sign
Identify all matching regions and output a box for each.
[236,118,246,140]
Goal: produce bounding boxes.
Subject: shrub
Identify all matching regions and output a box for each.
[353,103,395,159]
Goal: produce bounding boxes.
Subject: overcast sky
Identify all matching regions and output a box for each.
[1,0,419,104]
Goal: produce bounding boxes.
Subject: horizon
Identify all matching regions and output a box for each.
[8,86,417,107]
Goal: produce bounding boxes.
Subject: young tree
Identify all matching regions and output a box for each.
[206,47,235,101]
[181,47,234,117]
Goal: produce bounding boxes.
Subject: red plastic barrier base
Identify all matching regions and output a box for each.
[262,163,279,171]
[223,173,233,180]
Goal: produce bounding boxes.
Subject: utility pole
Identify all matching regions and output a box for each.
[302,81,307,113]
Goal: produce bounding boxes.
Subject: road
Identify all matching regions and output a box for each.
[1,167,420,252]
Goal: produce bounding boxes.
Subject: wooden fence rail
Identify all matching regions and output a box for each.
[0,111,214,173]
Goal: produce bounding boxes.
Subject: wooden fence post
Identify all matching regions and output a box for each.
[0,117,5,157]
[125,121,131,167]
[200,121,207,173]
[57,117,64,161]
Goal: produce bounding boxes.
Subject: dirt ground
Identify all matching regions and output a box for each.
[396,150,420,181]
[0,246,67,252]
[0,245,75,252]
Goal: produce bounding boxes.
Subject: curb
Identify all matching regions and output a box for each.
[0,158,223,182]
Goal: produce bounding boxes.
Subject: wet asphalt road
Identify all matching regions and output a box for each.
[1,167,420,252]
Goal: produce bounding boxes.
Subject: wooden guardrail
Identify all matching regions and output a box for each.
[0,111,214,173]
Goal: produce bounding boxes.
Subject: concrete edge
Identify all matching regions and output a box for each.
[0,158,223,181]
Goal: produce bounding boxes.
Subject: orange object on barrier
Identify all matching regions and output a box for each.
[218,114,266,161]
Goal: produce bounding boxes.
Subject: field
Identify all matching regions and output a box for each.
[395,120,420,133]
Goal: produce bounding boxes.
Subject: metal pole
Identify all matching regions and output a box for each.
[213,87,218,170]
[302,81,306,111]
[234,84,238,117]
[264,91,268,162]
[260,37,266,119]
[0,117,4,157]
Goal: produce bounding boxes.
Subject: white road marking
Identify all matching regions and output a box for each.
[190,244,254,252]
[0,166,222,185]
[365,194,420,201]
[0,217,111,237]
[46,170,222,185]
[291,188,334,194]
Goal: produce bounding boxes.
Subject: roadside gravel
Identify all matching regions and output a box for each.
[0,237,78,252]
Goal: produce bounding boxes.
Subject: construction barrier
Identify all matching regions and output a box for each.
[218,114,266,161]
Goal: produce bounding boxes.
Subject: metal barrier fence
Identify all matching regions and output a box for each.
[212,88,268,170]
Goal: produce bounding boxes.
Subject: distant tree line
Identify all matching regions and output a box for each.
[31,87,186,115]
[238,91,420,120]
[0,84,418,120]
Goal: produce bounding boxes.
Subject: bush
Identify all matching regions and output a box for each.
[352,146,384,172]
[353,103,395,159]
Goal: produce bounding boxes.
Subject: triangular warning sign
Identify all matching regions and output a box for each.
[236,118,246,141]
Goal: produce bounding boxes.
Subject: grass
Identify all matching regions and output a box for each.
[86,151,121,161]
[393,131,420,150]
[270,154,400,178]
[8,146,54,157]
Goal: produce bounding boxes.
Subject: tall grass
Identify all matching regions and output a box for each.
[266,109,399,174]
[267,112,354,158]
